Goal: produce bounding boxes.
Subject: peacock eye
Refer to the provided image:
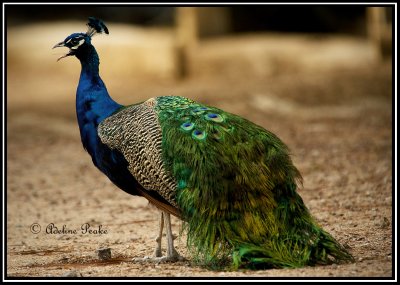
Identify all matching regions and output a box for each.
[66,36,84,47]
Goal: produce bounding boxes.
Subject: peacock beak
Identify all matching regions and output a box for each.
[53,41,74,61]
[53,41,65,49]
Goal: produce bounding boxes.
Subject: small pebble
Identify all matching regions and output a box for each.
[97,247,112,260]
[343,243,352,250]
[380,217,390,229]
[59,256,69,262]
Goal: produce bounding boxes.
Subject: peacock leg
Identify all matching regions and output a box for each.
[163,212,181,260]
[132,210,185,263]
[154,211,164,257]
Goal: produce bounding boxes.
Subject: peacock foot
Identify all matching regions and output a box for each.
[132,211,185,263]
[132,251,186,264]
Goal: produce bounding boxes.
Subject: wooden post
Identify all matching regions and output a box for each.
[175,7,199,78]
[366,7,392,59]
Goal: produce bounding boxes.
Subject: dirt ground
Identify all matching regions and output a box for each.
[6,23,393,279]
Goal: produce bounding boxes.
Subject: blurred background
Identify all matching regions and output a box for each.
[7,5,393,109]
[6,5,394,277]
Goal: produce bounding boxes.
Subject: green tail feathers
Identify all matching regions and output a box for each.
[179,182,354,269]
[156,96,354,269]
[233,229,354,269]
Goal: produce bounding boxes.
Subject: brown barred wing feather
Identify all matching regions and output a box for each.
[97,99,179,215]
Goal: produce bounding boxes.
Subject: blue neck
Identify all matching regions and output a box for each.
[75,44,122,154]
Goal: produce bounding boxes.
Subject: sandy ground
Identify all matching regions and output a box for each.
[6,22,394,279]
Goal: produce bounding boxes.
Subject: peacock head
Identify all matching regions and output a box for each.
[53,17,109,61]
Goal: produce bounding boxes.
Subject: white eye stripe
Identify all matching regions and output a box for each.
[70,39,85,49]
[66,37,84,44]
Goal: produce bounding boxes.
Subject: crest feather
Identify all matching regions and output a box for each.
[86,17,109,37]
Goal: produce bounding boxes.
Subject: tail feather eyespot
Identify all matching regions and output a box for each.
[192,130,207,140]
[205,113,224,123]
[181,122,195,131]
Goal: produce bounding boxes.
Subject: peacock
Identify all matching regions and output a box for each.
[53,17,354,269]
